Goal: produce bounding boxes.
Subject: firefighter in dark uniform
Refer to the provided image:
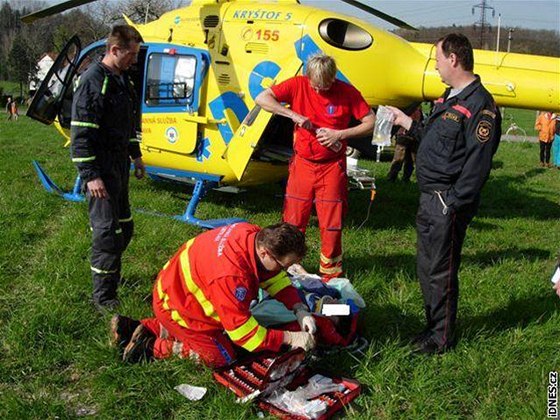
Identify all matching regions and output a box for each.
[389,33,501,354]
[71,25,145,311]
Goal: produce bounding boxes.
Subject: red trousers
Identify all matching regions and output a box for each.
[141,287,237,368]
[143,287,300,368]
[283,154,347,279]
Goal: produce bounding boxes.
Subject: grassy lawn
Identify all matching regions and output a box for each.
[0,115,559,418]
[502,107,539,136]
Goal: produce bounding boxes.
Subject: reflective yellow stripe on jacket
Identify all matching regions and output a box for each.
[179,240,220,322]
[164,239,268,351]
[225,315,267,351]
[157,276,189,328]
[259,271,292,297]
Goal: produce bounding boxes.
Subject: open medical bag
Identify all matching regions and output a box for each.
[213,348,360,419]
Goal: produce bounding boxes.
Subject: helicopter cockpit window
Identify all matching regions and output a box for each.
[146,54,196,106]
[318,19,373,51]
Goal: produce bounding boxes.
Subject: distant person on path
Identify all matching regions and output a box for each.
[387,105,423,182]
[388,33,502,355]
[71,25,145,311]
[534,111,556,167]
[551,114,560,169]
[5,96,18,121]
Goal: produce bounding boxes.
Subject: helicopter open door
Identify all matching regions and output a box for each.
[27,36,81,125]
[223,59,303,181]
[141,45,209,156]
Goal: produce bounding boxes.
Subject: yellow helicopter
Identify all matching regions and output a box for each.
[24,0,560,228]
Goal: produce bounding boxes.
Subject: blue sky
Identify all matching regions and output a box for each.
[302,0,560,32]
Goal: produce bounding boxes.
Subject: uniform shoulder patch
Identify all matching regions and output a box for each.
[481,109,496,119]
[476,119,493,143]
[235,286,247,302]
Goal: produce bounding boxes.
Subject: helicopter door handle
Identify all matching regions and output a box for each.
[208,118,227,124]
[183,115,226,125]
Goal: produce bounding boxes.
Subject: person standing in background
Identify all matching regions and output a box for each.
[550,113,560,169]
[387,105,423,182]
[534,111,556,168]
[6,96,18,121]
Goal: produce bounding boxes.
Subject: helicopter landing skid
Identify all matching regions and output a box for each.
[33,162,243,228]
[32,160,85,202]
[172,179,246,229]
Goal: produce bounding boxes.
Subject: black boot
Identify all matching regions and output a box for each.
[93,274,119,312]
[410,305,434,345]
[123,325,156,363]
[111,314,141,356]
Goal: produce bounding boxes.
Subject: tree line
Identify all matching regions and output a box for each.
[394,25,560,57]
[0,0,186,99]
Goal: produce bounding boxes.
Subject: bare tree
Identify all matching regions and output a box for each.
[121,0,190,24]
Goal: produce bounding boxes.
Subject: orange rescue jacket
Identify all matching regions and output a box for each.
[535,112,557,142]
[154,223,302,353]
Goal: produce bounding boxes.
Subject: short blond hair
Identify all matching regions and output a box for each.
[305,53,337,89]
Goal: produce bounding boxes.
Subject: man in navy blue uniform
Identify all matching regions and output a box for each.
[389,33,501,354]
[71,25,145,311]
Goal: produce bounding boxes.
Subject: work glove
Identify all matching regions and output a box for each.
[283,331,316,352]
[293,302,317,334]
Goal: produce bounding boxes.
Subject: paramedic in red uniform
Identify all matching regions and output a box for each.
[255,53,375,281]
[111,222,317,367]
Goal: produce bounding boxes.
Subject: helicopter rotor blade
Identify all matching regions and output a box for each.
[340,0,417,31]
[21,0,98,24]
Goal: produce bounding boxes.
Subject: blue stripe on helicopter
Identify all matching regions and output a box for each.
[294,35,350,84]
[208,92,249,145]
[248,61,281,100]
[208,35,351,146]
[196,137,211,162]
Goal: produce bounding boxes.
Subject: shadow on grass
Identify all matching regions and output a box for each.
[141,178,285,218]
[358,290,559,353]
[471,167,559,220]
[350,164,560,230]
[346,179,419,230]
[346,253,416,281]
[463,246,552,268]
[459,292,559,341]
[363,302,424,344]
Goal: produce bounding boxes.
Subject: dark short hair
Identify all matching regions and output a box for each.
[256,223,307,259]
[437,33,474,72]
[107,25,143,50]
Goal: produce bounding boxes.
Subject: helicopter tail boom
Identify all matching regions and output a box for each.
[412,42,560,112]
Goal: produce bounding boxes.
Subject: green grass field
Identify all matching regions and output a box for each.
[1,115,559,418]
[502,108,540,136]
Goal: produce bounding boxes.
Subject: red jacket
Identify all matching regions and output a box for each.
[154,223,302,352]
[271,76,371,162]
